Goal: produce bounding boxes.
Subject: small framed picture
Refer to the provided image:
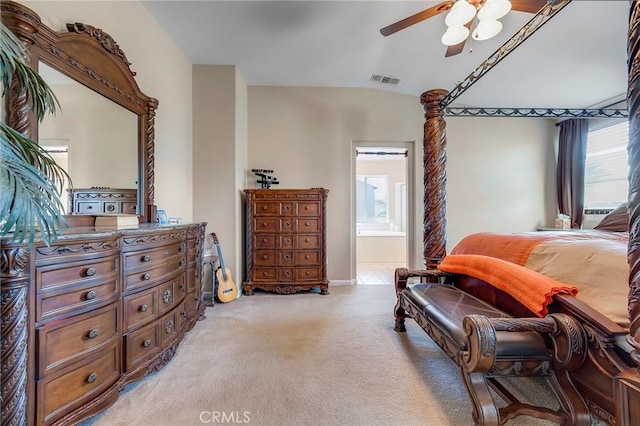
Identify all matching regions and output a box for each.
[157,209,168,225]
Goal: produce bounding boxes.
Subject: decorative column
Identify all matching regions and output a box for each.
[1,247,30,426]
[616,2,640,425]
[145,98,159,222]
[420,89,448,269]
[1,3,40,425]
[627,0,640,363]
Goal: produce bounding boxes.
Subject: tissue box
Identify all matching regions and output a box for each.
[555,218,571,229]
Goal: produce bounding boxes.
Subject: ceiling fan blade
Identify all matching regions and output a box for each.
[510,0,549,14]
[380,1,454,37]
[445,41,466,57]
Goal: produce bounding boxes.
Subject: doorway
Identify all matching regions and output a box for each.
[352,141,415,284]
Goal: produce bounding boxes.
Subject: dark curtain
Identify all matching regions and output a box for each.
[556,119,589,228]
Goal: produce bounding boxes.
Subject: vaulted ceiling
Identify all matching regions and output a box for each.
[142,1,628,109]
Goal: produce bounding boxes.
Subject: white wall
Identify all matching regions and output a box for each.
[25,0,194,222]
[248,87,557,281]
[192,65,247,291]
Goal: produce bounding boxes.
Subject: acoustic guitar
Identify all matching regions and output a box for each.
[211,232,238,303]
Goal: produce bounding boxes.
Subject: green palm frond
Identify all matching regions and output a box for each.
[1,21,70,247]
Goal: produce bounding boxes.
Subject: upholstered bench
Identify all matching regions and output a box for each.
[394,268,590,425]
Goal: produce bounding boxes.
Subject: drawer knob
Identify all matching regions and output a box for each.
[142,273,151,280]
[305,254,310,259]
[305,222,310,227]
[262,221,268,227]
[263,238,268,243]
[262,205,268,210]
[262,254,268,259]
[140,304,148,312]
[284,238,290,244]
[86,290,97,300]
[142,255,150,262]
[179,260,185,268]
[284,254,291,261]
[305,238,310,243]
[179,246,185,253]
[305,271,311,276]
[143,339,151,348]
[88,328,99,339]
[163,290,171,304]
[284,222,291,228]
[262,271,268,276]
[107,205,115,212]
[284,271,291,277]
[284,206,291,211]
[305,206,310,210]
[87,373,98,383]
[86,267,96,277]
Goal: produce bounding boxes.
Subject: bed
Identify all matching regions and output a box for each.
[397,3,640,424]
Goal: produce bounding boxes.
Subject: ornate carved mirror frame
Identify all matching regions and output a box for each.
[2,0,158,223]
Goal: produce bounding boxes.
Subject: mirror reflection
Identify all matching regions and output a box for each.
[38,62,138,214]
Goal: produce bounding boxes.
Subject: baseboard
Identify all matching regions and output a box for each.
[329,279,356,286]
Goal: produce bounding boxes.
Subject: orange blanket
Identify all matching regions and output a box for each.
[437,254,579,317]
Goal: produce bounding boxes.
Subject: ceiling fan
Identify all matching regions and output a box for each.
[380,0,549,57]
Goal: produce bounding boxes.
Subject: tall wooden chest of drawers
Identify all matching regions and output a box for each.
[244,188,329,295]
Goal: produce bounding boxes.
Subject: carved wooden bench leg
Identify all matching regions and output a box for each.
[462,371,501,425]
[394,267,447,332]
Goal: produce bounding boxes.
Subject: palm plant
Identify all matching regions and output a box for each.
[1,22,70,247]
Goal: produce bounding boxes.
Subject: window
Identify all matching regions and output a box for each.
[584,121,629,210]
[356,175,388,224]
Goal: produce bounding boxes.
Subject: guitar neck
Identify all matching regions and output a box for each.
[215,244,228,279]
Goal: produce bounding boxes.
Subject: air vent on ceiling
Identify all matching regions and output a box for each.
[370,74,401,85]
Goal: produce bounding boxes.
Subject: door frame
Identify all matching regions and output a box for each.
[351,140,415,283]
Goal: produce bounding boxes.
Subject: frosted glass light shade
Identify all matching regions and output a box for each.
[478,0,512,21]
[444,0,476,27]
[472,19,503,41]
[441,25,470,46]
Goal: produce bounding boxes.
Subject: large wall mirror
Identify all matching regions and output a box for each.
[2,0,158,223]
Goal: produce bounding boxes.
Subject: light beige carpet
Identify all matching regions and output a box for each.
[82,285,591,426]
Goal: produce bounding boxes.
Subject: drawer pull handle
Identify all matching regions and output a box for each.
[305,255,310,259]
[87,373,98,383]
[88,328,99,339]
[143,339,151,348]
[262,221,268,227]
[263,238,268,243]
[179,261,185,268]
[142,273,151,280]
[284,206,290,211]
[262,205,268,210]
[263,254,268,259]
[86,290,97,300]
[284,222,291,228]
[263,271,268,276]
[305,238,310,243]
[140,304,148,312]
[305,271,311,276]
[305,206,310,210]
[86,267,97,277]
[163,290,171,304]
[284,271,291,277]
[179,246,185,253]
[142,255,150,262]
[284,238,290,244]
[284,255,291,261]
[305,222,310,227]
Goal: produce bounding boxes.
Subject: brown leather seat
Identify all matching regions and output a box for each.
[403,283,549,358]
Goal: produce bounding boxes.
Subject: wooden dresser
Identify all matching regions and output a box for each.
[67,188,138,215]
[1,223,206,425]
[244,189,329,295]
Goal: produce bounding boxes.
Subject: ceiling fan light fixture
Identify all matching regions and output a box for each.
[472,19,503,41]
[444,0,477,27]
[441,25,470,46]
[477,0,512,21]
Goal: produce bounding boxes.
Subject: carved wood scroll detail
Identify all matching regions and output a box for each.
[420,89,449,268]
[66,22,132,68]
